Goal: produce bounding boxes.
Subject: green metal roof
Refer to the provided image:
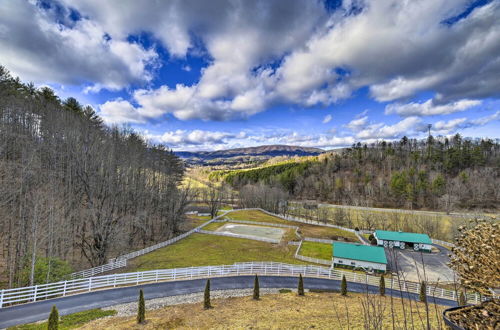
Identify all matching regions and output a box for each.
[374,230,432,244]
[332,242,387,264]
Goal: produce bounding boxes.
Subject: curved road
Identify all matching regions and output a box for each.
[0,275,457,328]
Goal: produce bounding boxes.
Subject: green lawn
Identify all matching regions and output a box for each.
[226,210,358,241]
[201,221,226,231]
[299,241,332,260]
[9,309,116,330]
[124,233,305,272]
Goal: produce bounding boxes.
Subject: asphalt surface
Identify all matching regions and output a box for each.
[386,244,455,282]
[0,275,458,328]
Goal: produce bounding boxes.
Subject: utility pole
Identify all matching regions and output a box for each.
[427,124,432,158]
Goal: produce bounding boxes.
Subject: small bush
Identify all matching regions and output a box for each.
[48,305,59,330]
[137,289,146,324]
[459,291,467,306]
[204,279,212,309]
[419,281,427,303]
[341,275,347,296]
[379,275,385,296]
[298,274,304,296]
[279,289,291,294]
[253,275,260,300]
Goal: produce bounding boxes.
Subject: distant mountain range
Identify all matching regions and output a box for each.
[176,145,325,165]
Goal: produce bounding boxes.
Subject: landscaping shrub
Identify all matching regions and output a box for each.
[253,275,260,300]
[137,289,146,324]
[48,305,59,330]
[341,275,347,296]
[204,279,212,309]
[298,274,304,296]
[379,275,385,296]
[459,291,467,306]
[419,281,427,303]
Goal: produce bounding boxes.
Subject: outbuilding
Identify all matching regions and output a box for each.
[374,230,432,252]
[332,242,387,273]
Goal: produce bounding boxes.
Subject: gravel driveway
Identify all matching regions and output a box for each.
[386,244,456,283]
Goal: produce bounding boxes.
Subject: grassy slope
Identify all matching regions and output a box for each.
[79,292,445,329]
[10,309,116,330]
[227,209,358,241]
[124,233,305,272]
[300,241,332,260]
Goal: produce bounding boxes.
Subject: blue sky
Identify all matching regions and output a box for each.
[1,0,499,151]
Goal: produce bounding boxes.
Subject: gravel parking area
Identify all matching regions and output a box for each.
[104,288,299,316]
[386,244,455,283]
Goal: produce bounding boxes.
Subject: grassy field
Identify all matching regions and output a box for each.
[178,215,211,231]
[124,233,305,272]
[10,309,116,330]
[299,241,332,260]
[226,210,358,241]
[201,221,226,231]
[79,292,446,329]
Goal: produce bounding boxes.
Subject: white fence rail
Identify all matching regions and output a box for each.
[294,240,333,266]
[1,262,487,309]
[432,238,455,248]
[69,212,232,279]
[197,229,280,244]
[70,260,127,279]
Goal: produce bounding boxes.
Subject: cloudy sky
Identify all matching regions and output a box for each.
[1,0,499,151]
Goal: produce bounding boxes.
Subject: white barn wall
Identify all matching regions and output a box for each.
[333,257,386,272]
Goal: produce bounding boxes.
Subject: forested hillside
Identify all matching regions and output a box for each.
[222,137,500,211]
[0,67,187,288]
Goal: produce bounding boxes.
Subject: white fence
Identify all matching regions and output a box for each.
[431,238,455,248]
[69,213,228,279]
[304,237,335,244]
[197,229,280,244]
[1,262,487,309]
[70,260,127,279]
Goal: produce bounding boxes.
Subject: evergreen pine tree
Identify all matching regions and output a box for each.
[204,279,212,309]
[298,274,304,296]
[341,275,347,296]
[253,274,260,300]
[379,275,385,296]
[137,289,146,324]
[48,305,59,330]
[419,281,427,303]
[459,291,467,306]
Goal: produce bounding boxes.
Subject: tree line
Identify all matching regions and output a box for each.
[222,136,499,212]
[0,66,187,288]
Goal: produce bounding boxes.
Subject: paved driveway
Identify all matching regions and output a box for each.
[386,244,456,283]
[0,275,458,328]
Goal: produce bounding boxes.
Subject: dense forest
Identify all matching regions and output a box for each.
[0,67,187,288]
[222,136,500,211]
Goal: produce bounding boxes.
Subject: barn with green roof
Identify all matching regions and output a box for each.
[332,242,387,273]
[374,230,432,252]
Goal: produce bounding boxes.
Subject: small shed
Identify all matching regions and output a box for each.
[374,230,432,252]
[332,242,387,273]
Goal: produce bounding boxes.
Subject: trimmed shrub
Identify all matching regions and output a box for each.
[298,274,304,296]
[419,281,427,303]
[459,291,467,306]
[137,289,145,324]
[379,275,385,296]
[204,279,212,309]
[48,305,59,330]
[253,274,260,300]
[341,275,347,296]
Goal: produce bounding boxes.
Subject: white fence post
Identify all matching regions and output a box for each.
[63,281,67,296]
[0,289,4,308]
[88,278,92,292]
[33,285,38,302]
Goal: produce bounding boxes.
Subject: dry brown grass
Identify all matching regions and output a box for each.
[78,292,445,329]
